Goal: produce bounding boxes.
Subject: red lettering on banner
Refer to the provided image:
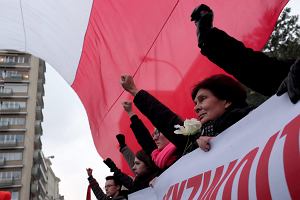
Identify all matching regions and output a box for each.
[210,160,238,199]
[197,166,224,200]
[280,114,300,200]
[256,132,279,200]
[172,180,187,200]
[222,148,259,200]
[186,174,202,200]
[197,171,211,199]
[163,185,174,200]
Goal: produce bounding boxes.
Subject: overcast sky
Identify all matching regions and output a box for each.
[41,1,300,199]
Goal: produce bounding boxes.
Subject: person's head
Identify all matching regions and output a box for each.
[104,176,121,197]
[152,128,170,150]
[191,74,247,124]
[132,150,157,177]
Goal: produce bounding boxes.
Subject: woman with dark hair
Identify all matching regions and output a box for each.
[121,101,178,170]
[103,150,160,193]
[120,74,253,153]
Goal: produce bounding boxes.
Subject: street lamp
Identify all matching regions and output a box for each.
[47,155,55,159]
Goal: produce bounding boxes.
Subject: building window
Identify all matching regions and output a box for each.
[0,101,26,111]
[0,70,29,81]
[0,152,22,161]
[11,191,19,200]
[0,118,26,126]
[0,55,28,65]
[0,134,24,144]
[1,84,28,93]
[0,170,22,181]
[0,86,13,95]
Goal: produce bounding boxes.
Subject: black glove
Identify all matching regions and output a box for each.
[277,59,300,104]
[103,158,118,172]
[116,134,126,149]
[190,4,213,47]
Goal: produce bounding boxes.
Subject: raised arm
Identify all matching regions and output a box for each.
[86,168,110,200]
[116,134,135,171]
[103,158,134,190]
[120,75,189,152]
[122,101,157,155]
[191,4,292,97]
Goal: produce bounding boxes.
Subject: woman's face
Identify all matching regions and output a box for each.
[152,130,170,150]
[193,88,231,124]
[132,157,147,176]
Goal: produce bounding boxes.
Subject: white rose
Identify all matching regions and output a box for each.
[174,118,202,136]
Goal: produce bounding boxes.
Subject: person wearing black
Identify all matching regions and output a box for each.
[86,168,127,200]
[120,74,252,152]
[103,150,160,193]
[191,4,300,104]
[121,101,178,170]
[116,133,135,172]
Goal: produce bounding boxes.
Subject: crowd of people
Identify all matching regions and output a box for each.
[86,4,300,200]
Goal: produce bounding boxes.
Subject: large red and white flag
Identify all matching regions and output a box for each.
[0,0,289,174]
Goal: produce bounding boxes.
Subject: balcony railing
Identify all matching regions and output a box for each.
[0,105,26,113]
[0,88,13,96]
[31,181,38,193]
[0,139,17,147]
[0,178,20,187]
[0,158,5,166]
[0,74,29,82]
[0,121,9,129]
[0,179,14,187]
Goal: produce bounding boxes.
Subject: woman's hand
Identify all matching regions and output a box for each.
[122,101,132,112]
[122,101,135,117]
[196,136,212,152]
[120,75,139,96]
[149,177,157,188]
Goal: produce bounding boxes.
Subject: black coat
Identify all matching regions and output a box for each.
[134,90,253,155]
[113,168,159,194]
[88,176,128,200]
[201,28,295,96]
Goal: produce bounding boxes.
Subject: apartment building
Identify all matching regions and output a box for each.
[0,51,63,200]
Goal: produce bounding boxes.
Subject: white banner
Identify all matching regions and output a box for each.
[129,94,300,200]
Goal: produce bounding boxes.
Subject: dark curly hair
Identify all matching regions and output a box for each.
[191,74,247,108]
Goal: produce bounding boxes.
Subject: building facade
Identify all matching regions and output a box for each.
[0,51,63,200]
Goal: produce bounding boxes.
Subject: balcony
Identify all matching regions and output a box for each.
[34,135,42,149]
[36,92,44,108]
[33,150,42,162]
[0,88,13,97]
[35,121,43,136]
[0,139,17,147]
[37,80,45,94]
[0,74,29,83]
[0,121,9,130]
[0,54,31,68]
[32,164,39,178]
[0,178,14,187]
[0,106,27,114]
[31,181,39,193]
[36,107,43,121]
[0,121,26,130]
[0,158,5,166]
